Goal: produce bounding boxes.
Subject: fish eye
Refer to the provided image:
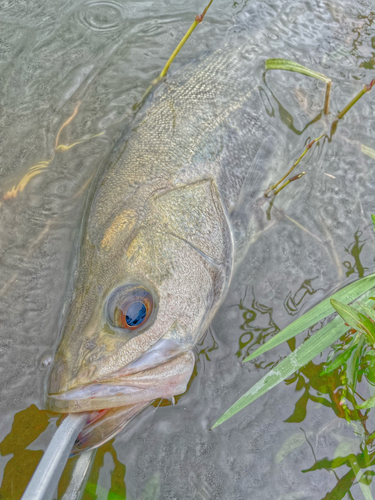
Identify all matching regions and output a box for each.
[107,285,154,331]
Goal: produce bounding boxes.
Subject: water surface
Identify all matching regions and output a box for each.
[1,0,375,498]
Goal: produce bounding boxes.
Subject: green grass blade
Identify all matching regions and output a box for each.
[358,394,375,410]
[357,302,375,323]
[330,299,368,334]
[213,291,375,428]
[361,144,375,160]
[320,344,356,376]
[265,59,330,83]
[213,316,346,428]
[333,299,375,343]
[244,273,375,363]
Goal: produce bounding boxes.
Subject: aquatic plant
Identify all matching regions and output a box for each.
[264,62,374,200]
[214,273,375,427]
[214,220,375,498]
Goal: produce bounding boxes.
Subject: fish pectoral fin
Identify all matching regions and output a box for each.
[152,178,233,265]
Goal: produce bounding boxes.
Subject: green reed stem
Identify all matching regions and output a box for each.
[137,0,214,107]
[155,0,213,83]
[337,79,375,120]
[273,172,306,195]
[265,134,325,197]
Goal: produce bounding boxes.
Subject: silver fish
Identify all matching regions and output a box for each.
[46,42,280,453]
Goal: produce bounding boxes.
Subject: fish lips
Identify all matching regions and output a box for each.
[70,403,150,455]
[46,350,195,454]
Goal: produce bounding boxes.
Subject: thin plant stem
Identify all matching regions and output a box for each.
[155,0,213,84]
[284,213,324,244]
[273,172,306,195]
[266,197,275,220]
[137,0,214,108]
[265,134,325,197]
[337,79,375,120]
[263,78,374,202]
[324,80,331,115]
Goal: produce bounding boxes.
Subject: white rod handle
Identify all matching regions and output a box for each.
[21,413,89,500]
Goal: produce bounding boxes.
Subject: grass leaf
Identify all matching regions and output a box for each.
[331,299,375,344]
[213,316,346,428]
[362,145,375,160]
[357,393,375,410]
[320,344,357,376]
[244,273,375,362]
[265,59,330,83]
[346,335,365,391]
[213,291,375,428]
[357,302,375,323]
[330,299,367,334]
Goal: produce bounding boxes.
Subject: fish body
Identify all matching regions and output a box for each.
[47,43,277,453]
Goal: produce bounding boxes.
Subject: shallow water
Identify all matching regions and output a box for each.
[1,0,375,498]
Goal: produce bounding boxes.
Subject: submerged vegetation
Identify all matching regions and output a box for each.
[214,219,375,497]
[264,61,374,201]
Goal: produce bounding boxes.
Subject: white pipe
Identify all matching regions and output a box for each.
[21,413,89,500]
[61,450,96,500]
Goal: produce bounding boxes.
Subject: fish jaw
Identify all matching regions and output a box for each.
[46,351,195,453]
[71,403,150,455]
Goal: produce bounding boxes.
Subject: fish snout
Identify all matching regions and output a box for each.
[45,351,196,454]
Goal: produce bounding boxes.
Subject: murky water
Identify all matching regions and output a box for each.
[1,0,375,498]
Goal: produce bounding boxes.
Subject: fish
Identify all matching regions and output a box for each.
[46,41,282,454]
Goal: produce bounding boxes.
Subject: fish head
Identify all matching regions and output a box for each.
[46,177,233,453]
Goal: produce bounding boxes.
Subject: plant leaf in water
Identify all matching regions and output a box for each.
[361,350,375,385]
[358,302,375,324]
[275,432,307,464]
[330,299,375,340]
[348,454,375,500]
[265,59,330,83]
[346,335,366,392]
[85,482,123,500]
[244,273,375,362]
[360,471,375,486]
[213,316,347,428]
[320,344,357,376]
[331,299,375,346]
[214,290,375,428]
[303,448,375,473]
[362,144,375,160]
[358,391,375,410]
[265,58,331,114]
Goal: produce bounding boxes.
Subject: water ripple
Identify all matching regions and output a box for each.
[76,1,124,32]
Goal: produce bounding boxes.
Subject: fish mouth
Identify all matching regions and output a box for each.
[46,351,195,454]
[70,403,150,455]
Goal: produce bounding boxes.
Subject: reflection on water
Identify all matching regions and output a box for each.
[3,102,103,202]
[236,289,280,360]
[1,0,375,497]
[58,439,126,500]
[79,441,125,500]
[0,406,52,500]
[284,279,323,316]
[343,229,368,278]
